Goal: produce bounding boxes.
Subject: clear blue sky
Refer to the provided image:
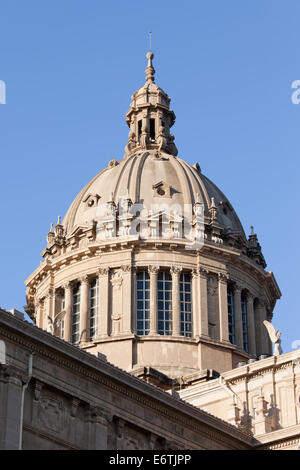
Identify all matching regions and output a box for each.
[0,1,299,353]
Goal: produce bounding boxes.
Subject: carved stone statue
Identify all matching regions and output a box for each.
[157,125,167,152]
[263,320,283,356]
[124,130,136,157]
[167,134,178,156]
[140,125,148,149]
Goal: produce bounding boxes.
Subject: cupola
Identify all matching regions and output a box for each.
[125,52,178,157]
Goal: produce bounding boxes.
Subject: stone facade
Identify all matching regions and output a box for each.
[179,349,300,450]
[24,52,280,380]
[0,309,253,450]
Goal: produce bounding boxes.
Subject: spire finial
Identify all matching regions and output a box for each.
[145,51,155,82]
[149,31,152,51]
[250,225,254,235]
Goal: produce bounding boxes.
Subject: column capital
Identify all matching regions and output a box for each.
[79,274,90,285]
[199,266,209,277]
[62,280,73,292]
[257,296,267,308]
[98,267,110,277]
[218,272,229,283]
[148,265,160,275]
[121,264,132,273]
[0,364,26,386]
[170,266,182,276]
[232,282,242,293]
[245,290,255,301]
[47,287,55,297]
[192,268,199,278]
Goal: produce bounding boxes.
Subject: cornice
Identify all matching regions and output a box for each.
[25,234,275,294]
[0,309,253,448]
[253,424,300,449]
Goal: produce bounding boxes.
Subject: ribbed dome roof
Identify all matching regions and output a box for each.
[63,150,246,240]
[63,52,246,244]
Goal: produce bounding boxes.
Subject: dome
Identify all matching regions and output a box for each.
[25,51,281,381]
[63,50,247,250]
[63,150,246,243]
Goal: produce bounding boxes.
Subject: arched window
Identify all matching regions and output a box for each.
[158,271,172,335]
[71,282,81,344]
[88,278,98,340]
[180,272,192,337]
[227,287,236,344]
[136,271,150,335]
[241,292,249,352]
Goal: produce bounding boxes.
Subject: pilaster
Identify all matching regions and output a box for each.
[256,298,270,355]
[97,268,110,337]
[246,292,257,357]
[148,266,159,335]
[199,267,209,338]
[79,275,89,343]
[63,281,73,342]
[121,265,133,334]
[0,365,24,450]
[233,284,243,349]
[218,273,230,343]
[170,266,182,336]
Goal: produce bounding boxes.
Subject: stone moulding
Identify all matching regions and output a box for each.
[0,309,253,448]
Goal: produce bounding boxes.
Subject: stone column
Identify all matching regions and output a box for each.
[218,273,230,343]
[0,365,24,450]
[97,268,109,337]
[37,298,45,330]
[170,266,182,336]
[63,282,73,342]
[199,267,209,338]
[45,288,55,333]
[148,266,159,335]
[246,292,257,357]
[132,267,137,333]
[233,285,243,349]
[192,269,200,337]
[79,275,89,343]
[121,265,133,334]
[256,298,270,355]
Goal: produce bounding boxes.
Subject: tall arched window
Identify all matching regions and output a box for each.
[71,282,81,344]
[157,271,172,335]
[227,287,236,344]
[136,271,150,335]
[241,292,249,352]
[88,278,98,340]
[180,272,192,337]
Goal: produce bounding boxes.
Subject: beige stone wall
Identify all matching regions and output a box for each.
[25,241,278,378]
[0,309,252,450]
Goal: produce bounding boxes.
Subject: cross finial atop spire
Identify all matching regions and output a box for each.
[145,51,155,82]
